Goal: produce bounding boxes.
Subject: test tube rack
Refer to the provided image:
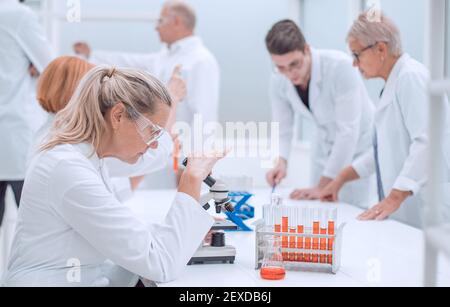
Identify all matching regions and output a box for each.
[254,218,345,274]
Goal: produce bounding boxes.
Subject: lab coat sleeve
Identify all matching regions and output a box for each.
[185,57,220,124]
[106,132,174,178]
[269,75,294,161]
[49,159,214,283]
[352,149,376,178]
[16,8,54,72]
[392,73,429,194]
[323,63,365,178]
[90,50,159,73]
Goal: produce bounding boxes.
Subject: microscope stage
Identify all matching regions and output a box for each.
[188,245,236,265]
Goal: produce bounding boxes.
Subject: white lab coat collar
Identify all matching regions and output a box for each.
[71,142,114,193]
[309,48,323,110]
[168,35,202,54]
[284,47,321,120]
[378,53,410,110]
[285,80,314,120]
[72,142,101,169]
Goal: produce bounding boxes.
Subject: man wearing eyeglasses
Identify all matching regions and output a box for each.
[265,20,375,207]
[73,0,220,155]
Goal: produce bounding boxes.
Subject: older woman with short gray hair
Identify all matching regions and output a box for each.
[320,11,450,228]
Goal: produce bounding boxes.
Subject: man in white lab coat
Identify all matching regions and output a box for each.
[0,0,54,226]
[73,0,220,135]
[265,20,374,207]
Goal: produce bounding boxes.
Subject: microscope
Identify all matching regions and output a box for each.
[182,158,237,265]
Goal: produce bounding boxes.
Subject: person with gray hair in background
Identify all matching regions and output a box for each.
[320,11,450,228]
[73,0,220,139]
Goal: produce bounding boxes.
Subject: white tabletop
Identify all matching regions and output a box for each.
[127,188,450,287]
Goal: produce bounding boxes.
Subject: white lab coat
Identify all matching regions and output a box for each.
[2,142,213,287]
[28,114,174,202]
[353,54,450,228]
[90,36,220,127]
[0,0,54,180]
[270,48,375,207]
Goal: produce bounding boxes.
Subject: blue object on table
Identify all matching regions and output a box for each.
[224,192,254,231]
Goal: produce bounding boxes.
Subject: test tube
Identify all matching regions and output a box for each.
[281,206,289,261]
[172,141,179,173]
[289,207,297,262]
[263,204,272,231]
[327,207,337,264]
[273,204,281,233]
[304,208,311,263]
[319,208,328,264]
[296,208,306,262]
[312,208,319,263]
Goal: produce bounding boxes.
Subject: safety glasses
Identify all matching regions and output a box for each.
[134,112,165,146]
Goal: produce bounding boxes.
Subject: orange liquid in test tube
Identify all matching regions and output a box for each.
[304,209,311,263]
[288,207,297,261]
[172,138,180,173]
[320,227,327,263]
[319,209,327,264]
[327,208,337,264]
[297,224,304,262]
[297,208,305,262]
[281,207,289,261]
[274,224,281,232]
[304,238,311,262]
[173,156,178,173]
[274,206,281,233]
[312,209,319,263]
[289,228,296,261]
[327,222,334,264]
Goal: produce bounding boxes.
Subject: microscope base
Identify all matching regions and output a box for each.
[188,245,236,265]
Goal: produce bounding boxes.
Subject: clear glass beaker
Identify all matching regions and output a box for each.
[260,235,286,280]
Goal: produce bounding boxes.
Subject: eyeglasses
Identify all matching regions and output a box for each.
[273,57,305,75]
[352,43,377,63]
[156,15,174,26]
[134,112,165,146]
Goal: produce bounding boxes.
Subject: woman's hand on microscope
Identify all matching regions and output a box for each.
[203,217,226,244]
[184,151,227,180]
[178,151,228,201]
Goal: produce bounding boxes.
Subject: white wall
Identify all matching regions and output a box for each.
[298,0,360,141]
[38,0,300,124]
